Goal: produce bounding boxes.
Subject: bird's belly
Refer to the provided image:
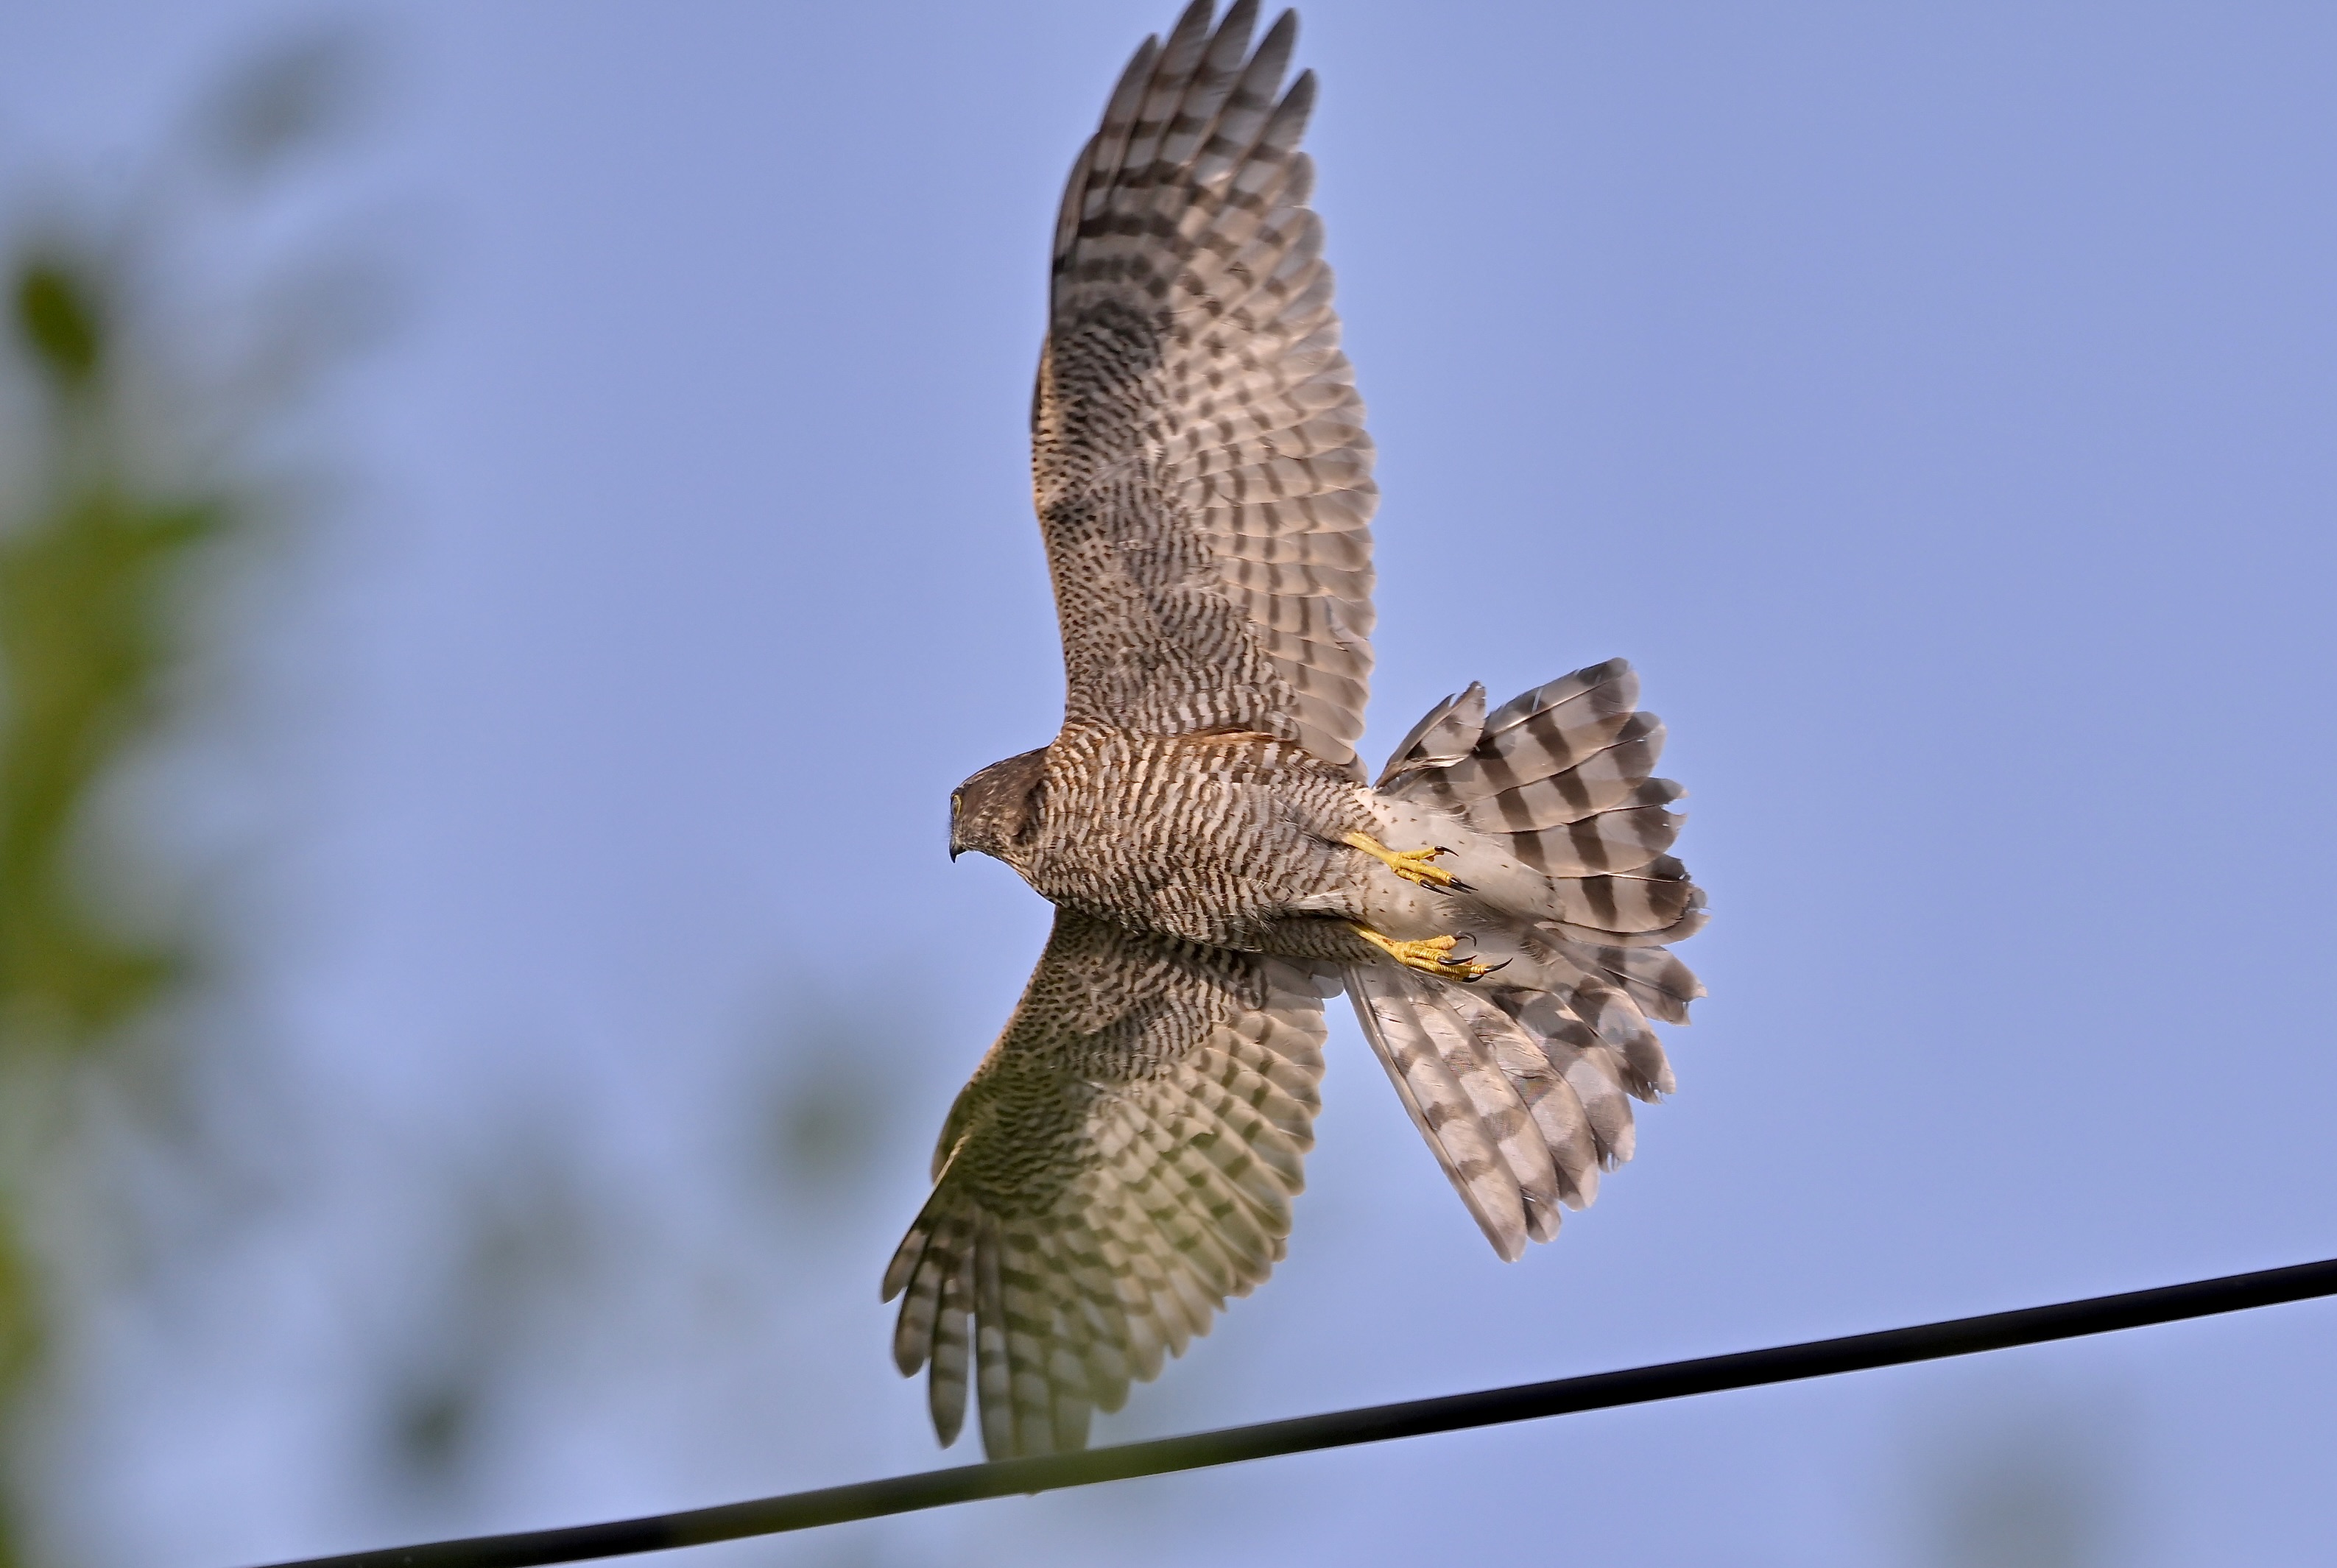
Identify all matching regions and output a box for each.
[1024,770,1361,950]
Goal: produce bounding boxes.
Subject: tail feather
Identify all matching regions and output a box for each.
[1348,658,1705,1257]
[1540,858,1702,932]
[1540,903,1707,950]
[1375,682,1488,787]
[1466,741,1677,833]
[1387,658,1690,892]
[1404,988,1560,1243]
[1504,977,1671,1101]
[1510,804,1683,877]
[1345,966,1541,1258]
[1580,941,1706,1025]
[1425,660,1640,798]
[1483,657,1638,737]
[1442,984,1602,1216]
[1425,707,1650,808]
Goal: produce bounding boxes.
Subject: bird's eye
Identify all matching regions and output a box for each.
[950,789,963,813]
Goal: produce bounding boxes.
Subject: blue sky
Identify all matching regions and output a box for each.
[5,4,2335,1565]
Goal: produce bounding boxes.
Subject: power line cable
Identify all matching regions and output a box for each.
[258,1255,2337,1568]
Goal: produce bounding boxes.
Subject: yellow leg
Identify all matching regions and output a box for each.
[1350,924,1501,982]
[1344,831,1471,893]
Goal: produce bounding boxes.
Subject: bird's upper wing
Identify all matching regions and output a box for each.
[1034,1,1376,773]
[884,909,1333,1458]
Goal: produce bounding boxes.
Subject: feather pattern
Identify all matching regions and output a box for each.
[1344,661,1707,1255]
[906,6,1709,1463]
[1035,0,1377,773]
[885,910,1330,1458]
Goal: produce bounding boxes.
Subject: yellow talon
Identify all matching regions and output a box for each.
[1344,831,1469,892]
[1350,925,1499,982]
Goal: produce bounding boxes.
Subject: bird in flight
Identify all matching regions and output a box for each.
[884,0,1705,1459]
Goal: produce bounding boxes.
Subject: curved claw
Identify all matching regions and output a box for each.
[1437,933,1507,983]
[1344,832,1471,894]
[1350,925,1502,982]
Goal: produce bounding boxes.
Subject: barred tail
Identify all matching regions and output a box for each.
[1349,660,1706,1257]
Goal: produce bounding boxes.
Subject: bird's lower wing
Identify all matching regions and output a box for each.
[884,910,1333,1458]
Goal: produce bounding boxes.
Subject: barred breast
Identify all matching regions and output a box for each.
[1023,723,1370,950]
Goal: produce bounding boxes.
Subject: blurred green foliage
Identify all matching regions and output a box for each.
[0,241,229,1568]
[2,259,221,1052]
[13,266,100,386]
[0,29,378,1561]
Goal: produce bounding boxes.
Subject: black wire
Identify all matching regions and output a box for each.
[258,1255,2337,1568]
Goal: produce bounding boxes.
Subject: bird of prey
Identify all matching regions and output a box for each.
[884,0,1705,1459]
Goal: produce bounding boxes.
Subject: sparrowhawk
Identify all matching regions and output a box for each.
[883,0,1707,1460]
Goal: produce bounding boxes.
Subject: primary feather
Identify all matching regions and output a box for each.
[884,913,1332,1458]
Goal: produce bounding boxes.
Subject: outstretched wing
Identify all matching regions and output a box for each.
[884,911,1331,1458]
[1035,0,1376,773]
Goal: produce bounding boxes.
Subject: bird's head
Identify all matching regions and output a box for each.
[948,746,1049,866]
